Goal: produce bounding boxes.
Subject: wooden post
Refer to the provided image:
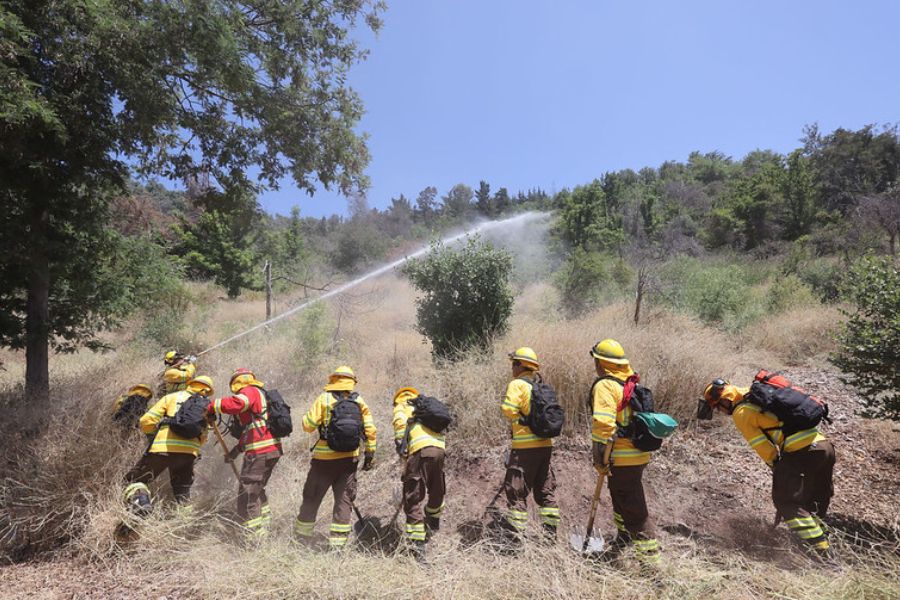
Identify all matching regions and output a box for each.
[264,260,272,322]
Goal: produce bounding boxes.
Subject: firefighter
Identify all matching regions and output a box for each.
[112,383,154,430]
[589,339,660,565]
[702,378,836,558]
[294,366,376,550]
[207,368,282,537]
[393,387,446,561]
[159,350,197,396]
[123,375,214,514]
[500,347,560,543]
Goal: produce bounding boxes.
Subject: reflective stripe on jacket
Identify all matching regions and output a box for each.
[140,390,208,456]
[301,391,376,460]
[724,385,827,467]
[209,385,282,456]
[502,374,553,449]
[393,389,445,455]
[590,362,650,467]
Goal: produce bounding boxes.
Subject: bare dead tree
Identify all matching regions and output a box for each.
[858,189,900,255]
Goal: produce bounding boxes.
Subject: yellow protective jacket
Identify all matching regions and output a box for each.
[393,389,445,456]
[502,374,553,450]
[302,391,377,460]
[140,390,208,456]
[162,362,196,394]
[723,384,827,467]
[590,362,651,467]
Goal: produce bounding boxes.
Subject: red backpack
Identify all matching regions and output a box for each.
[744,370,830,436]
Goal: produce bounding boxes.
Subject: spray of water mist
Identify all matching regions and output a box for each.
[197,211,551,357]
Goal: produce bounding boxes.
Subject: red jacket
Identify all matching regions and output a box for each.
[209,385,282,456]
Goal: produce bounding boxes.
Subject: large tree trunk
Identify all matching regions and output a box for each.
[25,201,50,404]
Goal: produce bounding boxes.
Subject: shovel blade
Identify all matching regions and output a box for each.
[569,528,605,554]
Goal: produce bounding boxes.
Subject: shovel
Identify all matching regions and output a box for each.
[569,443,613,554]
[211,421,241,480]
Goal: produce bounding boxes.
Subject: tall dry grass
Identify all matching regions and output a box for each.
[2,275,893,600]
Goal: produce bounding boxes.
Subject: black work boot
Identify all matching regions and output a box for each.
[541,523,558,544]
[410,540,428,564]
[127,491,153,518]
[601,532,631,561]
[425,515,440,533]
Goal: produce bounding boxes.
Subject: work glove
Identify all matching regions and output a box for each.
[592,441,610,474]
[362,450,375,471]
[186,354,198,364]
[394,439,404,457]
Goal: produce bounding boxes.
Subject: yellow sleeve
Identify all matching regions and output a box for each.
[302,394,326,432]
[732,405,779,466]
[358,397,377,452]
[501,380,524,422]
[393,403,410,441]
[140,397,168,435]
[591,380,619,444]
[164,363,195,385]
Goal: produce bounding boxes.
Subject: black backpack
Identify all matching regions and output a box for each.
[113,394,149,428]
[518,376,565,438]
[263,389,293,438]
[164,393,210,439]
[320,392,364,452]
[410,395,453,433]
[226,388,293,440]
[592,375,662,452]
[743,370,829,437]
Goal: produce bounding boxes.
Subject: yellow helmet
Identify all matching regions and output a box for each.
[590,339,629,365]
[229,368,264,393]
[128,384,153,398]
[508,347,540,370]
[187,375,214,396]
[164,350,181,365]
[324,365,357,392]
[393,387,420,404]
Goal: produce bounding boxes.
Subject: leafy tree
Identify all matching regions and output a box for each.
[443,183,474,219]
[782,150,816,240]
[385,194,414,237]
[475,180,494,217]
[553,249,608,318]
[493,187,511,215]
[178,213,259,299]
[0,0,382,401]
[554,180,624,252]
[833,256,900,419]
[402,237,513,359]
[728,157,786,248]
[803,124,900,214]
[414,186,439,225]
[857,187,900,255]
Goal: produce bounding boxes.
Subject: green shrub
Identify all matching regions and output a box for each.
[553,249,608,318]
[402,236,513,359]
[766,274,816,313]
[833,256,900,419]
[294,301,334,366]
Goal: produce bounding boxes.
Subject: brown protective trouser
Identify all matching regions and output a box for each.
[773,439,835,546]
[607,464,656,540]
[238,450,281,529]
[297,457,358,546]
[124,452,196,504]
[504,447,559,532]
[403,446,446,541]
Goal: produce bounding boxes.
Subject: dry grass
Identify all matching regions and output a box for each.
[0,275,896,599]
[743,304,843,365]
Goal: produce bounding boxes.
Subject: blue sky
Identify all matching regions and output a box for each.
[260,0,900,218]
